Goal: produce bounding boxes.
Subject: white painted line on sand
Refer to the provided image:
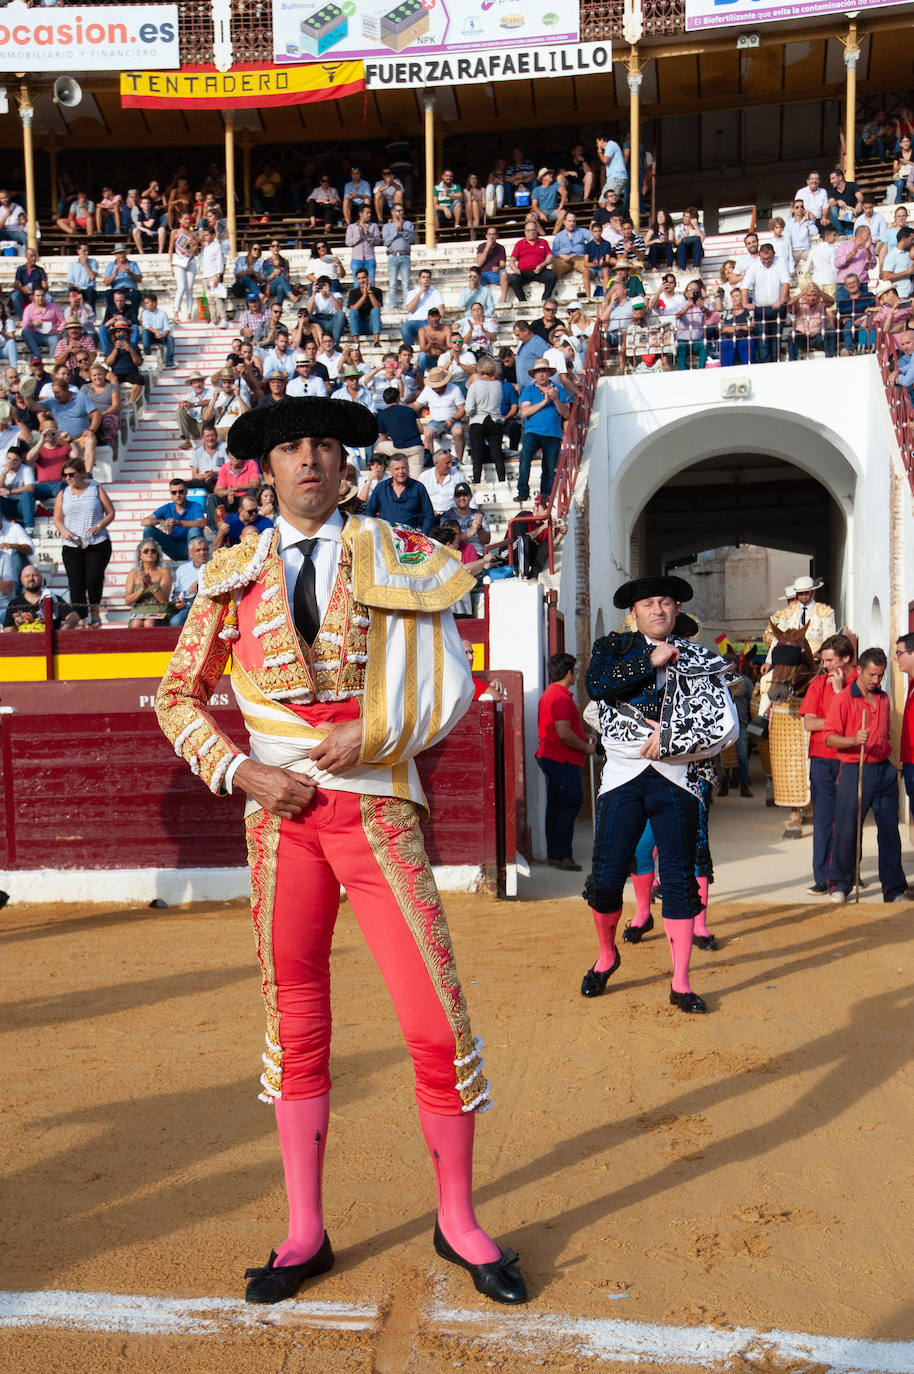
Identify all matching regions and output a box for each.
[427,1306,914,1373]
[0,1291,377,1337]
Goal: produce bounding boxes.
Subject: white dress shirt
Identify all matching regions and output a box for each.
[795,185,828,219]
[742,259,790,308]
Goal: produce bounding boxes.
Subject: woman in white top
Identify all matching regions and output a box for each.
[674,206,705,272]
[461,301,498,356]
[168,211,201,322]
[464,355,505,485]
[304,240,346,286]
[199,225,227,328]
[52,454,114,626]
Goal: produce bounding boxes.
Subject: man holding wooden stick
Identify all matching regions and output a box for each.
[823,647,911,905]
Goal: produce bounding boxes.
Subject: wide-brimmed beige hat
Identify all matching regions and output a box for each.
[781,575,824,599]
[530,361,557,375]
[425,366,449,386]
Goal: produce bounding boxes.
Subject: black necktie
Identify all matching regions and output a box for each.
[292,538,319,644]
[801,606,807,626]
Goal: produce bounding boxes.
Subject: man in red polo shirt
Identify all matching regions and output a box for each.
[799,632,856,895]
[823,647,909,904]
[894,631,914,814]
[536,651,595,871]
[507,222,557,304]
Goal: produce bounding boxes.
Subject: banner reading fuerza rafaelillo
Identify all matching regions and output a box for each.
[364,40,611,87]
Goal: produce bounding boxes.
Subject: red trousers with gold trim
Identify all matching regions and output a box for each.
[245,787,488,1116]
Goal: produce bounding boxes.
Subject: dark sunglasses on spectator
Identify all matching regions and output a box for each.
[63,470,79,479]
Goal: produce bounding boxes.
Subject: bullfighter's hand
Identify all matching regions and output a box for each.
[640,718,661,759]
[233,760,315,818]
[308,718,363,774]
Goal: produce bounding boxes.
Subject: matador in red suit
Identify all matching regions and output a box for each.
[156,397,526,1306]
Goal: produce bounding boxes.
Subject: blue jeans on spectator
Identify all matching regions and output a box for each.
[754,307,784,363]
[233,274,263,300]
[386,254,411,307]
[313,310,347,345]
[169,604,191,627]
[348,306,381,338]
[26,480,63,527]
[21,329,58,360]
[480,271,503,287]
[720,336,755,366]
[142,327,174,367]
[829,760,907,899]
[266,275,295,305]
[828,207,855,235]
[0,226,27,248]
[787,329,836,360]
[536,756,584,862]
[676,339,707,369]
[647,241,675,270]
[142,526,192,562]
[349,258,376,284]
[9,290,31,317]
[840,319,876,352]
[2,336,16,368]
[518,431,561,501]
[401,317,427,346]
[675,236,704,270]
[856,134,885,164]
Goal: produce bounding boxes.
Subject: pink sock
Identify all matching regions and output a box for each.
[419,1107,501,1264]
[694,876,710,939]
[274,1093,329,1266]
[592,907,622,971]
[664,918,696,994]
[630,873,654,928]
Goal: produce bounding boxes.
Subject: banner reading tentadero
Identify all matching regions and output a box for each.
[120,62,365,109]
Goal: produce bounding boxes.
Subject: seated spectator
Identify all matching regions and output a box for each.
[718,286,755,366]
[433,169,463,229]
[306,174,343,228]
[346,204,381,284]
[741,245,790,363]
[892,138,914,206]
[591,186,620,228]
[828,168,863,236]
[644,209,675,270]
[143,477,206,560]
[176,371,214,449]
[63,244,99,311]
[365,452,435,533]
[544,327,581,395]
[531,169,567,231]
[81,362,121,454]
[675,207,705,271]
[396,343,420,400]
[504,148,535,208]
[95,186,126,237]
[212,492,272,551]
[401,270,446,347]
[132,194,165,255]
[187,422,226,492]
[416,308,449,376]
[342,167,372,225]
[857,109,893,165]
[331,364,375,412]
[442,332,477,394]
[888,334,914,402]
[25,424,74,520]
[287,354,328,398]
[307,276,347,346]
[551,212,591,296]
[139,291,174,369]
[508,222,557,304]
[97,290,140,358]
[260,328,298,380]
[3,562,79,632]
[105,323,145,407]
[347,268,383,345]
[262,239,300,309]
[854,196,887,244]
[608,260,645,300]
[31,365,100,474]
[476,226,509,304]
[461,301,498,358]
[795,171,829,229]
[787,282,836,359]
[357,452,388,502]
[443,481,490,557]
[9,248,47,322]
[259,371,290,408]
[517,359,570,502]
[872,281,911,333]
[304,239,346,289]
[464,355,505,486]
[458,267,495,318]
[880,224,914,298]
[376,387,424,476]
[418,447,464,514]
[252,162,282,219]
[616,216,646,262]
[809,222,839,291]
[835,224,876,297]
[56,190,95,238]
[363,353,402,410]
[21,288,65,362]
[557,143,594,203]
[168,533,209,625]
[600,278,635,351]
[289,304,323,353]
[102,247,143,311]
[584,221,615,299]
[55,320,97,373]
[373,167,404,222]
[836,272,877,353]
[258,485,278,522]
[412,366,465,462]
[0,444,35,530]
[463,173,485,231]
[213,450,261,515]
[125,539,172,627]
[204,369,250,440]
[232,243,266,302]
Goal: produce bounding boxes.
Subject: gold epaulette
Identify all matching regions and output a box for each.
[200,526,277,598]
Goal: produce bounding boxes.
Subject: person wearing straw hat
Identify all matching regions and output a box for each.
[580,575,738,1012]
[156,396,526,1308]
[516,359,570,502]
[765,575,836,657]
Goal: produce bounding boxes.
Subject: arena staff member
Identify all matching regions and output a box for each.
[581,575,737,1013]
[799,633,856,896]
[155,397,526,1309]
[536,652,595,871]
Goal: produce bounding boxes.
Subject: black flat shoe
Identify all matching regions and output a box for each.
[693,933,718,951]
[669,988,707,1013]
[244,1232,334,1303]
[580,947,621,997]
[433,1220,527,1305]
[622,914,654,944]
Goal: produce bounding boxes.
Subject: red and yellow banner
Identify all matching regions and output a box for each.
[120,61,364,109]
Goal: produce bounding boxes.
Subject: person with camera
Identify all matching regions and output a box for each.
[674,279,713,370]
[104,322,145,407]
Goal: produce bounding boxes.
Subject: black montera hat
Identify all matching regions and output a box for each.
[227,397,378,462]
[613,574,694,609]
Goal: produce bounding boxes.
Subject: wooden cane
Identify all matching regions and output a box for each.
[854,706,866,903]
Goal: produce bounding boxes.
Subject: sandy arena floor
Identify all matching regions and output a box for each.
[2,831,914,1374]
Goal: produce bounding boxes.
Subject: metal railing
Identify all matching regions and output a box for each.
[877,329,914,494]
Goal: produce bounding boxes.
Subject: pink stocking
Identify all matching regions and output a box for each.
[694,876,710,939]
[664,918,695,994]
[630,873,654,928]
[418,1107,500,1264]
[592,907,622,972]
[274,1093,329,1266]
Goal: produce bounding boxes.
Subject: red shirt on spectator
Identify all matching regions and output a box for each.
[901,678,914,765]
[216,459,260,491]
[512,239,551,274]
[800,669,857,759]
[536,682,585,767]
[822,679,891,763]
[35,441,71,482]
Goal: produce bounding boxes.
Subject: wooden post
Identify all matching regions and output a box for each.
[225,109,237,259]
[424,95,436,249]
[241,132,251,215]
[843,22,859,184]
[627,46,642,231]
[47,135,58,220]
[19,85,37,253]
